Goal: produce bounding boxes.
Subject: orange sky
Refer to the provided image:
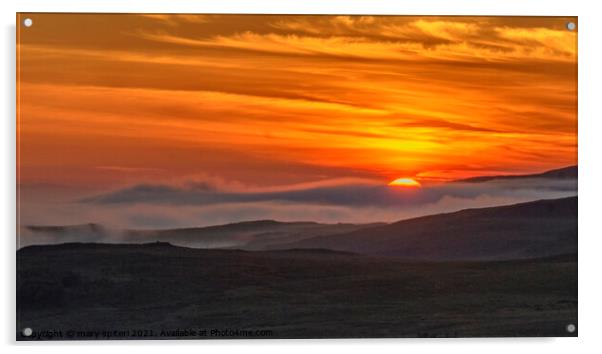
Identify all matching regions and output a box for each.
[17,14,577,189]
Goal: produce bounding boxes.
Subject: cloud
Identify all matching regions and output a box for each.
[81,176,577,209]
[267,16,543,51]
[136,16,574,64]
[494,26,576,56]
[18,175,577,239]
[138,27,574,64]
[395,118,503,133]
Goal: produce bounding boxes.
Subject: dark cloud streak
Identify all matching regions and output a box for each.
[81,177,577,209]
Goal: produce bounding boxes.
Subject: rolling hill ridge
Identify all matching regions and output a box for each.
[272,197,577,261]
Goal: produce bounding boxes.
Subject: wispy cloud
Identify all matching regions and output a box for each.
[81,176,577,209]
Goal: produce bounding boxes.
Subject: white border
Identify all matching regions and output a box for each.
[2,0,601,353]
[6,0,585,16]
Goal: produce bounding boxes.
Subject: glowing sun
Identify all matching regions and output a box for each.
[388,177,421,188]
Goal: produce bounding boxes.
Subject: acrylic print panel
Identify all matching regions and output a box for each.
[16,14,577,340]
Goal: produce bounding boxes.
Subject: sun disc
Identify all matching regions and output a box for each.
[388,177,421,188]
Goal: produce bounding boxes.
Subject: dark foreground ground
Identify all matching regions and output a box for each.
[17,243,577,340]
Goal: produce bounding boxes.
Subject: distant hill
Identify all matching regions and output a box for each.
[125,220,384,250]
[21,223,109,247]
[21,166,577,257]
[455,165,577,183]
[273,197,577,261]
[21,220,384,250]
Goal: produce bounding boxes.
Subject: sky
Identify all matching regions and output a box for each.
[17,14,578,229]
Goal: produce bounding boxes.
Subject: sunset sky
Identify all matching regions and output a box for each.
[17,14,578,229]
